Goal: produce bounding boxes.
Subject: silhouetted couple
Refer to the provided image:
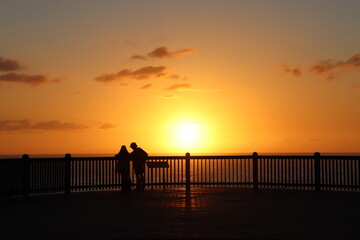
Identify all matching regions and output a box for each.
[115,142,148,192]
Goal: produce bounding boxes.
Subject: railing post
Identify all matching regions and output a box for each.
[22,154,30,198]
[185,152,191,192]
[314,152,321,191]
[253,152,258,189]
[65,153,71,195]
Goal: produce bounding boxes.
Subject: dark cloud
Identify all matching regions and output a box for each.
[310,53,360,74]
[95,66,172,82]
[279,63,302,77]
[0,72,63,87]
[0,57,64,87]
[0,57,25,72]
[0,119,87,131]
[0,119,32,131]
[164,83,192,91]
[148,46,196,58]
[98,123,115,129]
[0,72,50,87]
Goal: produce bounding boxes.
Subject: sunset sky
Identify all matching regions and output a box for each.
[1,0,359,155]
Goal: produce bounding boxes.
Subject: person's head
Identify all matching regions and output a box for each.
[120,145,128,154]
[121,145,127,151]
[130,142,137,150]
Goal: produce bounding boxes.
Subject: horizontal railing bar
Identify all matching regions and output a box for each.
[259,182,314,186]
[191,182,253,185]
[71,184,120,189]
[31,187,65,192]
[320,184,360,188]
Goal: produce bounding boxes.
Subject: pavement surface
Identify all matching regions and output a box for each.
[1,187,360,240]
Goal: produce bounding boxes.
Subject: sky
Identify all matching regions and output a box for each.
[1,0,360,155]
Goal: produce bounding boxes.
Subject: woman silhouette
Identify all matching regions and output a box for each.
[115,145,132,192]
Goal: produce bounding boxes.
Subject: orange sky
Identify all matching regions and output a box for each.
[1,1,360,155]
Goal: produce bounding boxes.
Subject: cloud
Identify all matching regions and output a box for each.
[148,46,196,59]
[0,119,32,131]
[94,66,172,82]
[0,57,25,72]
[98,123,115,129]
[164,83,192,91]
[169,74,181,79]
[310,53,360,74]
[0,119,88,132]
[140,83,152,89]
[130,55,148,61]
[163,83,221,92]
[279,63,302,77]
[156,95,180,99]
[272,53,360,82]
[32,121,88,131]
[0,72,52,87]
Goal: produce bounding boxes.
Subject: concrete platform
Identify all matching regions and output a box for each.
[1,188,360,239]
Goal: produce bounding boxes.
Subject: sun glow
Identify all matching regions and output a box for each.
[170,122,205,152]
[178,123,200,145]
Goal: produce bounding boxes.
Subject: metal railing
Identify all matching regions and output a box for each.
[1,152,359,197]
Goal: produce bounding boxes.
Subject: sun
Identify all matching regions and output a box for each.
[178,123,199,145]
[170,122,204,152]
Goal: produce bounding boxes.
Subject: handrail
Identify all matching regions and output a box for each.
[1,152,359,197]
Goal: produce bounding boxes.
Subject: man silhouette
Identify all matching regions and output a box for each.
[129,142,148,191]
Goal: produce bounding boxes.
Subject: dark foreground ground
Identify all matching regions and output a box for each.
[1,187,360,240]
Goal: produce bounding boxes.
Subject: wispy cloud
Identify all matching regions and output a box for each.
[94,66,173,83]
[130,46,196,61]
[156,95,181,99]
[148,46,196,59]
[98,123,115,129]
[0,119,32,131]
[0,119,88,132]
[0,72,53,87]
[130,55,148,61]
[0,57,25,72]
[279,63,302,77]
[308,53,360,80]
[140,83,152,89]
[32,121,88,131]
[163,83,222,93]
[274,53,360,83]
[310,53,360,74]
[164,83,192,91]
